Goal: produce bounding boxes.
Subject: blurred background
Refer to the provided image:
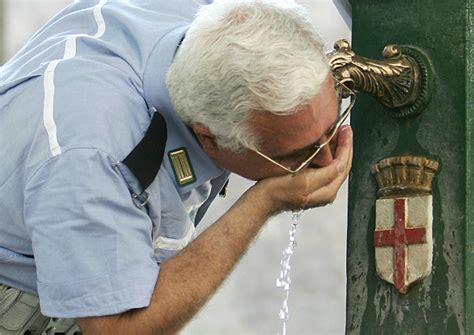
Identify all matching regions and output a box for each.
[0,1,350,334]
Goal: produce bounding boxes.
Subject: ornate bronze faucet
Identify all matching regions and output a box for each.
[328,39,432,118]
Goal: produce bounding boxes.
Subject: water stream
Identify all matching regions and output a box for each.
[276,210,303,335]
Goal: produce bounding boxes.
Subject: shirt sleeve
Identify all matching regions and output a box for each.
[23,148,159,318]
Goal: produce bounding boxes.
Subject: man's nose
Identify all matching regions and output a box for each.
[310,144,334,168]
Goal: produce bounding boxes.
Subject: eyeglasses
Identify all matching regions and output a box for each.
[251,77,356,175]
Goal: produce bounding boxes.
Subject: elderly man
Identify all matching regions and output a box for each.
[0,0,352,334]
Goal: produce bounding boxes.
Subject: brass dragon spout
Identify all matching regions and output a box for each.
[328,39,432,118]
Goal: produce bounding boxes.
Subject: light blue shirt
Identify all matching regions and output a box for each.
[0,0,229,318]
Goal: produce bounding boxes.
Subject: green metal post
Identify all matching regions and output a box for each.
[346,0,473,333]
[465,1,474,334]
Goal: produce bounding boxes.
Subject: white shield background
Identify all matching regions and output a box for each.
[375,195,433,292]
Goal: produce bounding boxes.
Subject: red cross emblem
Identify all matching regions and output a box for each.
[374,198,428,293]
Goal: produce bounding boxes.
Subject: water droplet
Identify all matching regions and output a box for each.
[276,210,303,335]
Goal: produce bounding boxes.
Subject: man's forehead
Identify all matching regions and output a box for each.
[250,74,334,123]
[248,77,338,155]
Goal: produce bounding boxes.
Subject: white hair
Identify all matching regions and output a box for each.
[166,0,329,152]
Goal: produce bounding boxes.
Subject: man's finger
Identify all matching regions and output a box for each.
[300,156,344,188]
[333,125,352,169]
[302,127,352,207]
[303,161,348,207]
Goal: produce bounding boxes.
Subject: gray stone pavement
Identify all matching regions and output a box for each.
[3,1,351,333]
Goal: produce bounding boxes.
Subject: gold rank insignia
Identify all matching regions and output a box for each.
[168,147,196,186]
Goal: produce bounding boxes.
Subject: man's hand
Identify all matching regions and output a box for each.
[252,124,353,214]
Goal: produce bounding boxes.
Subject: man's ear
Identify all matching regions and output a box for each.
[192,123,219,154]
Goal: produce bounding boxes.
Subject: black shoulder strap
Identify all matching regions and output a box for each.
[123,111,167,191]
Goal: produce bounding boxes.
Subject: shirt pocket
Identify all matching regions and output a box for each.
[117,163,196,263]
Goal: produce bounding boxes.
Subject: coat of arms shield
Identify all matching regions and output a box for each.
[372,156,439,293]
